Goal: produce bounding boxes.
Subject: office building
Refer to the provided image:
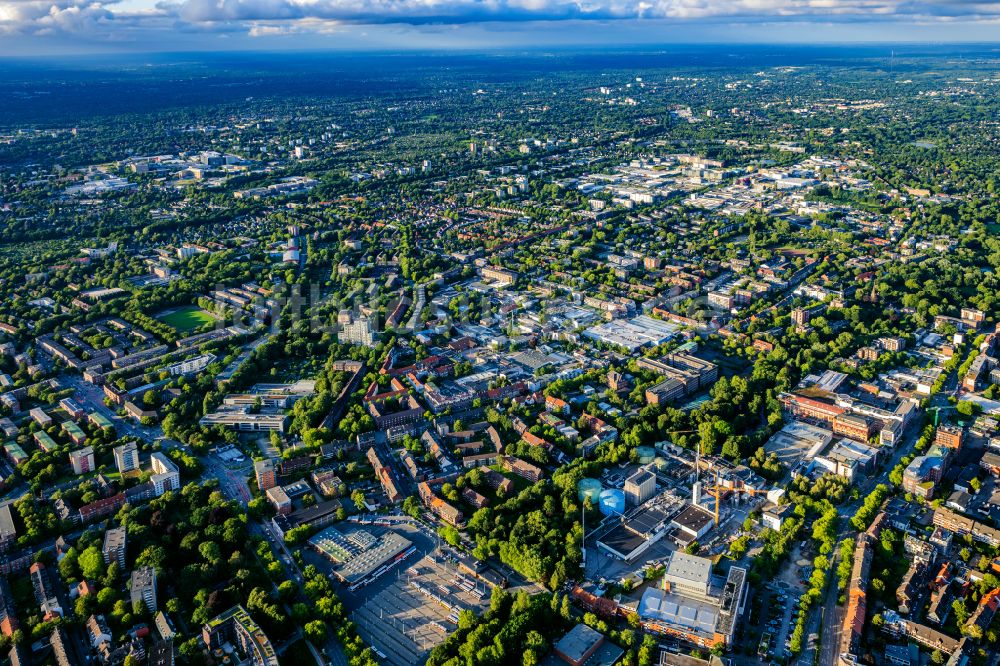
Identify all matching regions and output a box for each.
[638,353,718,396]
[833,413,874,442]
[200,410,288,433]
[638,552,748,649]
[265,487,291,514]
[664,551,712,597]
[645,378,686,406]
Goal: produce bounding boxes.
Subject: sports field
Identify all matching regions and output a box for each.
[156,305,218,332]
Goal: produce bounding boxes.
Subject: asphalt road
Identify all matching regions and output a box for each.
[808,383,949,666]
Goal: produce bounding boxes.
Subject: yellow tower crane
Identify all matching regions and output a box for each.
[701,472,771,525]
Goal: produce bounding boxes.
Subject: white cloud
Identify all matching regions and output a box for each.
[3,0,1000,41]
[156,0,1000,24]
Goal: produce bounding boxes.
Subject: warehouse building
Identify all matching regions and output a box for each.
[597,505,670,562]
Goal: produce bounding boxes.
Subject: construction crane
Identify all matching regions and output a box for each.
[695,470,770,526]
[926,405,956,427]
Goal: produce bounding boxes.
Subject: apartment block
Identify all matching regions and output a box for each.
[69,446,95,475]
[131,566,158,613]
[114,441,140,474]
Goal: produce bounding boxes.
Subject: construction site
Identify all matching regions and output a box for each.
[584,444,772,581]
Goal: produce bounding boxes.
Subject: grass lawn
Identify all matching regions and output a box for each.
[156,305,218,333]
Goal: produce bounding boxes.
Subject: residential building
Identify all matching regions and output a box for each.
[114,441,140,474]
[130,566,157,612]
[967,588,1000,635]
[0,578,18,637]
[936,425,964,450]
[480,266,517,285]
[150,452,180,495]
[69,446,95,475]
[85,614,112,649]
[462,487,489,509]
[254,459,276,491]
[338,311,377,347]
[59,398,85,420]
[154,611,176,642]
[501,455,543,482]
[102,526,127,569]
[29,563,61,620]
[417,482,465,527]
[367,447,402,503]
[201,605,279,666]
[29,407,52,428]
[50,627,72,666]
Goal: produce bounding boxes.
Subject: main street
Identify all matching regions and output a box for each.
[805,368,957,666]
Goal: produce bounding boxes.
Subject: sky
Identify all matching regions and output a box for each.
[2,0,1000,55]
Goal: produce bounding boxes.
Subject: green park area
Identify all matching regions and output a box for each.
[156,305,218,333]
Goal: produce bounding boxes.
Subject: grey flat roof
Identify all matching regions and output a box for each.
[598,524,648,560]
[554,624,604,662]
[666,551,712,586]
[626,469,654,486]
[103,526,126,550]
[309,526,412,585]
[626,505,669,538]
[0,504,15,540]
[638,587,718,636]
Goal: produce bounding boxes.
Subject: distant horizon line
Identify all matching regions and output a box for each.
[3,41,1000,62]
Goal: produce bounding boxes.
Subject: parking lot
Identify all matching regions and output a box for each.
[737,571,804,661]
[352,555,492,666]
